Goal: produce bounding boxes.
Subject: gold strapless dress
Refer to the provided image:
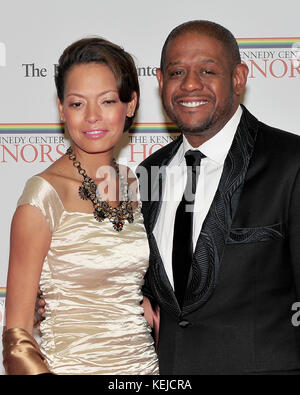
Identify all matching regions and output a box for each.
[17,176,158,375]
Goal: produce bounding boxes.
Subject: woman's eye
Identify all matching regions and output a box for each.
[103,100,117,104]
[69,102,82,108]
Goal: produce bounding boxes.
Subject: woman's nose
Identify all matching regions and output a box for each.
[86,103,102,123]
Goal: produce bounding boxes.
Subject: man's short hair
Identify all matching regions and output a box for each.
[160,20,241,73]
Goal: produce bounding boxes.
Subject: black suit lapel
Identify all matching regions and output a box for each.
[182,107,259,315]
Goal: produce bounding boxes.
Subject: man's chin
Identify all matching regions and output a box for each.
[177,119,214,136]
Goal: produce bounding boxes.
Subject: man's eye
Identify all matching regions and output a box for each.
[170,70,183,77]
[202,70,214,75]
[103,100,117,104]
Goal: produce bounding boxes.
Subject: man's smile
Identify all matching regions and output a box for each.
[178,100,209,108]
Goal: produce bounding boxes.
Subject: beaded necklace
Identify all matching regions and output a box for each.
[66,146,134,231]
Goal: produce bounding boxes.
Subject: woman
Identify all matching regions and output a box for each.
[3,37,159,375]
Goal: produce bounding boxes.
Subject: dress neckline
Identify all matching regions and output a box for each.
[32,175,141,217]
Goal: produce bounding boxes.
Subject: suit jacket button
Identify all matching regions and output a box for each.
[178,320,190,328]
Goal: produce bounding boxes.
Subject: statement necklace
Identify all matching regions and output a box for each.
[66,146,134,231]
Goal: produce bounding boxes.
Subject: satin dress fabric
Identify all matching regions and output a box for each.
[17,176,158,375]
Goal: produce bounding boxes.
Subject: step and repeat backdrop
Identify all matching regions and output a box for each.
[0,0,299,374]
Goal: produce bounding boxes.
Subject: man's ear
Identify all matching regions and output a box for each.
[57,98,65,122]
[156,68,164,96]
[233,63,249,96]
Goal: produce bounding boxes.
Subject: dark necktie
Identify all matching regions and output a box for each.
[172,149,205,307]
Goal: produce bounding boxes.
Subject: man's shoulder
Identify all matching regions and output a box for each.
[259,119,299,139]
[258,120,300,152]
[242,106,300,156]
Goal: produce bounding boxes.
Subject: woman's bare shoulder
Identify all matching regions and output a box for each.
[37,155,75,201]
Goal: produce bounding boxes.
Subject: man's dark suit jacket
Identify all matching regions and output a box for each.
[137,106,300,375]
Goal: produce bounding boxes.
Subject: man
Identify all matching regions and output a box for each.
[137,20,300,374]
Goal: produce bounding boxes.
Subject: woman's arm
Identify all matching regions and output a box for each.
[5,204,51,334]
[3,204,53,374]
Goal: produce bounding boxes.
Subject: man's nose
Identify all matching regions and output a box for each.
[180,71,204,91]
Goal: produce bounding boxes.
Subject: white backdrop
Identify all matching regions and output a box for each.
[0,0,299,374]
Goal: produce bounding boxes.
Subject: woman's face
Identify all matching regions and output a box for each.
[58,62,136,156]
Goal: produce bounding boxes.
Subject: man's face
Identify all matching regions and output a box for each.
[157,32,248,145]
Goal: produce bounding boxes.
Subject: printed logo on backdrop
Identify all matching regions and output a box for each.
[292,42,300,61]
[20,40,300,80]
[238,37,300,78]
[20,39,300,80]
[55,63,158,78]
[0,42,6,67]
[0,123,179,165]
[0,125,66,164]
[23,63,157,78]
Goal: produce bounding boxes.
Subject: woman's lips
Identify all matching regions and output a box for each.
[83,129,109,139]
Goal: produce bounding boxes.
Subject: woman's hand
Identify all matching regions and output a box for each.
[34,288,46,327]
